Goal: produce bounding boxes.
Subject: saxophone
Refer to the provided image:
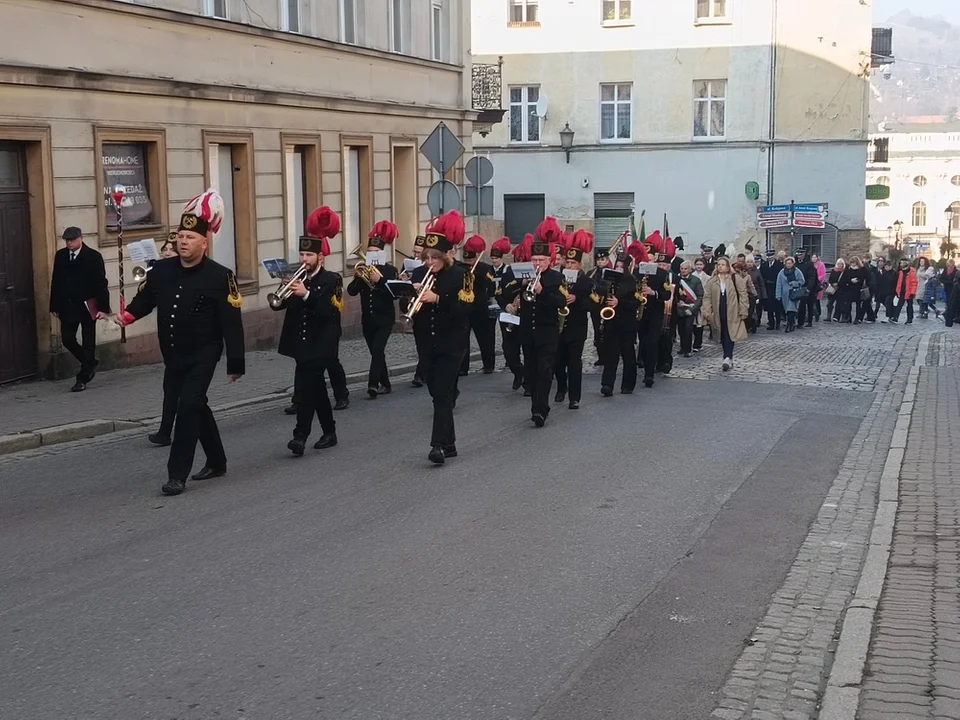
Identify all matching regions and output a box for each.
[558,277,571,333]
[636,275,649,321]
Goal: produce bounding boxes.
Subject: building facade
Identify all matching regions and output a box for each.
[0,0,474,382]
[865,122,960,261]
[471,0,875,263]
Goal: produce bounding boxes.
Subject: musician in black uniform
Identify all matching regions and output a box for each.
[459,234,497,375]
[519,218,567,427]
[593,250,641,396]
[589,247,613,366]
[554,230,595,410]
[274,207,343,456]
[495,235,530,391]
[400,234,428,387]
[114,189,245,496]
[655,236,678,375]
[411,211,473,464]
[348,220,400,398]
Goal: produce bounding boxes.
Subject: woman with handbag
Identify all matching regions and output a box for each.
[824,259,844,322]
[701,257,749,371]
[775,256,806,332]
[846,256,872,323]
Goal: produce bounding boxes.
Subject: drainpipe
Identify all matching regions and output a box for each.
[766,0,778,207]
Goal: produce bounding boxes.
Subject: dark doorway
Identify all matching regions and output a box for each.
[0,142,37,383]
[503,194,545,245]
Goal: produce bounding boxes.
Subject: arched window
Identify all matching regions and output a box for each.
[914,175,928,187]
[951,175,960,187]
[912,201,927,227]
[951,201,960,231]
[876,176,891,186]
[876,202,890,208]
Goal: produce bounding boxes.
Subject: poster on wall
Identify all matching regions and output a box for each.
[102,143,154,229]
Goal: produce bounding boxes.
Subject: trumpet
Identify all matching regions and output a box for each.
[401,271,436,325]
[523,268,543,303]
[267,262,309,309]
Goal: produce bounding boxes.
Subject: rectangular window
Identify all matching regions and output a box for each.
[696,0,727,21]
[203,131,258,284]
[593,192,635,248]
[282,135,321,262]
[281,0,300,32]
[509,85,540,143]
[390,0,411,53]
[95,128,169,240]
[204,0,227,19]
[510,0,538,24]
[693,79,726,139]
[340,0,356,44]
[340,137,374,276]
[602,0,631,22]
[431,0,447,61]
[600,83,632,142]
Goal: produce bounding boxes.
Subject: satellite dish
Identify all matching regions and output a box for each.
[535,94,549,118]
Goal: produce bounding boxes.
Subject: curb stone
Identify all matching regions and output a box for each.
[0,352,491,458]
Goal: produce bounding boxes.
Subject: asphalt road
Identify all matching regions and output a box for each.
[1,371,871,720]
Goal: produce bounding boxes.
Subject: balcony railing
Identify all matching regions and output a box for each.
[872,27,894,67]
[472,57,506,135]
[869,137,890,164]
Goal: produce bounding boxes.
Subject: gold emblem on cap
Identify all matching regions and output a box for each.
[300,237,312,251]
[425,233,441,248]
[182,214,198,230]
[414,235,426,247]
[567,248,577,259]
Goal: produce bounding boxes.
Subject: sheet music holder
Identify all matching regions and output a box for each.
[601,268,624,283]
[403,258,422,274]
[511,262,535,280]
[261,258,287,279]
[499,312,520,326]
[127,238,159,265]
[637,262,659,276]
[562,268,579,284]
[386,280,416,299]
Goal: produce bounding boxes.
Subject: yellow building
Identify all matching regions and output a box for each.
[0,0,475,381]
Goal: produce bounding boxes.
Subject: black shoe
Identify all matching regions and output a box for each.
[377,385,392,395]
[334,399,349,411]
[805,323,812,328]
[683,352,692,358]
[532,413,546,428]
[367,387,379,399]
[161,477,186,496]
[442,445,458,458]
[429,446,445,464]
[287,438,305,456]
[512,374,524,391]
[482,367,494,374]
[70,381,85,392]
[621,388,634,394]
[458,369,468,377]
[555,391,566,403]
[659,366,672,375]
[283,404,298,415]
[568,400,579,409]
[905,320,913,325]
[601,386,613,397]
[593,359,603,367]
[148,433,171,446]
[523,388,532,397]
[85,368,97,384]
[411,376,424,388]
[191,466,226,481]
[314,433,337,450]
[644,378,654,388]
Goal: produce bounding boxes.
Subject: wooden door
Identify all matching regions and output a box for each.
[0,142,37,383]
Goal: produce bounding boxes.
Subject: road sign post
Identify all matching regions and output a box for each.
[420,122,465,214]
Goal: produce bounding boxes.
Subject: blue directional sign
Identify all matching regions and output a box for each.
[793,203,828,213]
[762,205,791,213]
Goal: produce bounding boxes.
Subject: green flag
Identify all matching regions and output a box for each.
[630,213,638,242]
[639,211,646,244]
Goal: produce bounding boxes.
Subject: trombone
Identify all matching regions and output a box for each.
[401,271,436,325]
[267,262,309,309]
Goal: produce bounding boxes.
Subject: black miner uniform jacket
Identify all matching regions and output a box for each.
[518,268,567,346]
[125,256,245,375]
[561,270,595,344]
[274,267,343,362]
[635,266,672,325]
[594,270,641,332]
[496,266,524,312]
[463,259,496,319]
[348,263,398,328]
[413,264,472,354]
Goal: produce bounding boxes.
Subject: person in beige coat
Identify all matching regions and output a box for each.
[701,256,750,371]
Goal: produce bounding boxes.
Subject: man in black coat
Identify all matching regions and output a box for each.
[554,230,595,410]
[760,249,784,329]
[114,190,245,496]
[49,227,110,391]
[275,207,344,456]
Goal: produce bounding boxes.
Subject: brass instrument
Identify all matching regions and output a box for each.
[350,243,376,288]
[400,271,436,325]
[558,278,571,332]
[267,262,310,309]
[636,275,650,321]
[132,265,150,282]
[599,281,616,322]
[523,268,543,303]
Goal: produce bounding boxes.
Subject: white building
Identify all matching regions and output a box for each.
[471,0,877,261]
[865,122,960,260]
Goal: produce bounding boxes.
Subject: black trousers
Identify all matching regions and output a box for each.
[798,296,815,325]
[166,360,227,482]
[462,312,497,372]
[294,356,348,404]
[764,295,782,328]
[554,336,585,402]
[60,317,98,381]
[523,338,558,417]
[427,349,464,447]
[638,319,660,382]
[294,358,336,440]
[500,323,523,377]
[413,330,429,381]
[363,322,392,389]
[894,297,914,322]
[591,311,603,353]
[158,365,178,437]
[657,329,674,371]
[693,324,704,350]
[600,328,637,391]
[677,315,695,354]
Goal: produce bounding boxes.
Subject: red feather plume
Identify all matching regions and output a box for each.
[627,240,650,263]
[305,206,341,239]
[570,229,594,254]
[491,237,512,255]
[534,216,563,246]
[369,219,398,244]
[464,234,486,254]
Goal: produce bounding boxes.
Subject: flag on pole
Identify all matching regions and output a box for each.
[630,212,638,242]
[638,210,646,244]
[663,213,670,238]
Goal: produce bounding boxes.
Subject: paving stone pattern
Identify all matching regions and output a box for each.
[710,328,924,720]
[857,365,960,720]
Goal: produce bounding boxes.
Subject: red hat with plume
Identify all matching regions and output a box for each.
[490,236,512,258]
[463,234,486,259]
[367,219,398,250]
[627,240,651,264]
[658,236,676,263]
[302,206,341,256]
[644,230,663,258]
[424,211,466,252]
[565,229,594,263]
[532,217,563,257]
[512,233,534,262]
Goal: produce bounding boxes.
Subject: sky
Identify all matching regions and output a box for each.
[874,0,960,24]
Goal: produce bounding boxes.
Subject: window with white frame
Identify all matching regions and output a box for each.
[602,0,631,22]
[693,80,726,139]
[912,201,927,227]
[390,0,411,53]
[696,0,727,21]
[281,0,300,33]
[510,0,538,23]
[431,0,448,62]
[600,83,632,141]
[509,86,540,143]
[204,0,227,18]
[340,0,356,44]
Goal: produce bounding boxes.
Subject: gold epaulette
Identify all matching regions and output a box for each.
[663,282,673,292]
[495,287,502,297]
[459,272,475,303]
[331,280,344,312]
[486,272,495,282]
[227,271,242,309]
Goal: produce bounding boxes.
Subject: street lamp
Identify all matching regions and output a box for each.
[944,205,955,258]
[559,123,575,164]
[893,219,903,250]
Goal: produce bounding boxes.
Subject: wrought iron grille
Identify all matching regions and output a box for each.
[472,58,503,111]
